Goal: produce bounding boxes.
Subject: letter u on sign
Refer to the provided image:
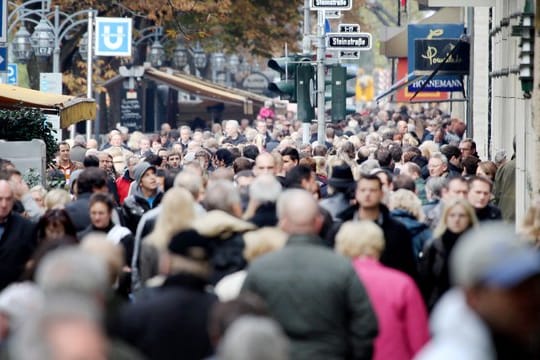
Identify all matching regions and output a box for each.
[95,17,132,57]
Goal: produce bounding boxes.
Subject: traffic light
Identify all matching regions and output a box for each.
[268,56,298,102]
[330,65,356,122]
[512,0,534,98]
[296,62,315,122]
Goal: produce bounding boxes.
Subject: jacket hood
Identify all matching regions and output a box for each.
[390,209,428,233]
[192,210,256,239]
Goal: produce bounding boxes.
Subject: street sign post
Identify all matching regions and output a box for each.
[326,32,372,50]
[0,0,6,43]
[95,17,132,57]
[310,0,352,11]
[339,23,360,33]
[7,64,17,84]
[0,46,7,72]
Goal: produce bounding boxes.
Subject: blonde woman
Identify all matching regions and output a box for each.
[389,189,432,259]
[335,221,429,360]
[419,198,478,309]
[138,188,196,284]
[214,227,287,301]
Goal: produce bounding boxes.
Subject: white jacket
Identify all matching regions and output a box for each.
[414,288,495,360]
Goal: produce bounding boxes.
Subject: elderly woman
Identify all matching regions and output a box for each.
[335,221,430,360]
[389,189,432,260]
[419,197,478,310]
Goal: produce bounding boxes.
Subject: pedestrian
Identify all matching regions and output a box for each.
[335,220,430,360]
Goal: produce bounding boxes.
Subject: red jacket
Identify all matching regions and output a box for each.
[116,172,133,205]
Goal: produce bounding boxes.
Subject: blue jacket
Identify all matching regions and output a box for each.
[390,209,432,259]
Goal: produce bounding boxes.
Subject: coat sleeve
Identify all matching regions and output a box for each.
[346,269,378,360]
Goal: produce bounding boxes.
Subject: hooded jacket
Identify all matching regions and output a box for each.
[122,185,163,234]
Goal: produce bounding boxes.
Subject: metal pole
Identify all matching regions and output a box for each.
[302,0,311,144]
[52,5,60,73]
[316,10,326,144]
[86,10,93,140]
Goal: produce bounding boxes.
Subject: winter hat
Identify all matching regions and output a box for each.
[168,229,213,262]
[133,161,156,184]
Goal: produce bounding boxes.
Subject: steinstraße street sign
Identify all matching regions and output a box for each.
[327,32,372,51]
[310,0,352,11]
[0,0,6,42]
[95,17,132,57]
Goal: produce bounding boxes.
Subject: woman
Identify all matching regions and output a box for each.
[78,193,134,266]
[36,209,78,244]
[419,198,478,310]
[476,160,497,182]
[335,221,430,360]
[389,189,432,260]
[137,188,197,284]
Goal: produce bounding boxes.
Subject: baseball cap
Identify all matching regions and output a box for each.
[451,221,540,288]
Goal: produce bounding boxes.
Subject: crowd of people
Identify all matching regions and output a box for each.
[0,103,539,359]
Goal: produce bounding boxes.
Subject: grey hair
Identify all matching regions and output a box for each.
[430,152,448,165]
[174,170,203,199]
[358,159,380,176]
[249,174,282,203]
[203,179,241,214]
[425,176,447,200]
[35,247,108,298]
[218,316,289,360]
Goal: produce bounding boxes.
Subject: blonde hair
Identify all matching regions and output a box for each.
[44,189,72,210]
[335,221,385,259]
[520,198,540,247]
[433,198,478,238]
[145,188,196,250]
[419,140,439,159]
[243,227,287,262]
[390,189,425,221]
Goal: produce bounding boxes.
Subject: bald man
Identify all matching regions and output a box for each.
[242,189,378,360]
[253,152,277,177]
[0,180,37,290]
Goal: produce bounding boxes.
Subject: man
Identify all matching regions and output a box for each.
[179,125,192,151]
[425,176,469,230]
[222,120,246,146]
[337,174,418,281]
[70,135,87,163]
[400,162,427,204]
[245,174,282,227]
[428,152,449,179]
[253,152,277,177]
[123,162,164,233]
[416,222,540,359]
[54,141,83,184]
[167,151,182,170]
[115,230,217,359]
[493,141,516,222]
[468,176,502,221]
[242,189,378,360]
[255,119,273,145]
[116,155,139,205]
[319,164,356,221]
[459,138,478,158]
[0,180,37,291]
[65,167,109,232]
[440,145,462,177]
[280,147,299,174]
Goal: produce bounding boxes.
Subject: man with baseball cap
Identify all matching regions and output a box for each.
[416,222,540,359]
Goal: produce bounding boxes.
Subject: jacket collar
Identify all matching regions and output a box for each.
[286,234,326,247]
[162,273,209,292]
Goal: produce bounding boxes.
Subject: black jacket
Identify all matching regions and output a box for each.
[122,190,163,234]
[113,274,217,360]
[0,212,37,290]
[336,204,419,282]
[248,202,278,228]
[65,193,92,232]
[475,203,503,222]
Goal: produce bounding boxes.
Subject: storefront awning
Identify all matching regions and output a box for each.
[0,84,96,128]
[145,67,271,115]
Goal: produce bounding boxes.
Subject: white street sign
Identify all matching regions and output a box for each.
[325,10,342,18]
[95,17,132,57]
[311,0,352,11]
[327,32,372,51]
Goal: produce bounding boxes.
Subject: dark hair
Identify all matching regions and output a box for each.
[77,168,108,195]
[36,209,78,243]
[312,144,328,157]
[89,192,115,213]
[389,144,403,163]
[440,144,461,161]
[358,173,383,189]
[83,154,100,168]
[144,153,163,167]
[392,174,416,192]
[462,155,481,176]
[242,145,260,161]
[280,147,300,163]
[284,164,312,189]
[215,148,234,167]
[375,148,392,168]
[233,157,254,174]
[468,175,493,191]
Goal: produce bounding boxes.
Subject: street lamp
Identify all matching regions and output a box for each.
[30,19,55,58]
[173,41,189,69]
[192,41,208,71]
[12,26,33,63]
[148,40,165,67]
